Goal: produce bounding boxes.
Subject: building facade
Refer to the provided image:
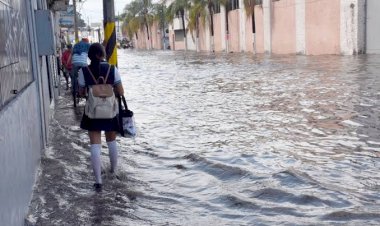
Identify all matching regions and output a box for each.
[134,0,380,55]
[0,0,66,225]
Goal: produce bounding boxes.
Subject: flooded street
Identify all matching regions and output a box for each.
[27,50,380,225]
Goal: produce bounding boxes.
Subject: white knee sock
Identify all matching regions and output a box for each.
[107,140,118,173]
[90,144,102,184]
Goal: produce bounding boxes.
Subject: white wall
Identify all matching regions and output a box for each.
[340,0,358,54]
[295,0,305,54]
[0,84,42,226]
[366,0,380,54]
[263,0,272,53]
[0,0,56,224]
[239,0,246,52]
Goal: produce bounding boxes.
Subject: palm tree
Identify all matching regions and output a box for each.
[123,1,143,45]
[166,0,191,51]
[152,3,168,49]
[122,0,156,49]
[141,0,155,49]
[188,0,207,51]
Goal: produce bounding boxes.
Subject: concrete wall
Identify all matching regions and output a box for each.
[366,0,380,54]
[295,0,306,54]
[340,0,365,54]
[228,10,240,52]
[164,0,372,55]
[151,21,162,50]
[255,6,265,53]
[239,0,246,52]
[0,85,42,226]
[0,0,55,225]
[213,13,223,52]
[305,0,341,55]
[271,0,296,54]
[245,13,254,53]
[263,0,272,53]
[199,19,208,51]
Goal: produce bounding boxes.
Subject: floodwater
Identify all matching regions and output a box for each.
[26,51,380,225]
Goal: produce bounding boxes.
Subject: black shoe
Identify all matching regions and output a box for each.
[94,183,102,192]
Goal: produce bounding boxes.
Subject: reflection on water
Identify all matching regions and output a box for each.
[27,51,380,225]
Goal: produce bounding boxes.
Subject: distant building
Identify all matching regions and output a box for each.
[136,0,380,55]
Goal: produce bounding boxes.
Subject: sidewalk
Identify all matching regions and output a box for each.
[25,86,143,225]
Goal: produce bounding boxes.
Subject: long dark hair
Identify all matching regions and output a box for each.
[88,43,106,76]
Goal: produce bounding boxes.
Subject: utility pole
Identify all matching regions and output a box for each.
[73,0,79,43]
[103,0,117,66]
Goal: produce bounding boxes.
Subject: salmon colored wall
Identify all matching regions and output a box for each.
[175,40,185,50]
[199,20,207,51]
[305,0,340,55]
[136,28,147,49]
[228,10,240,52]
[151,22,162,50]
[254,6,264,53]
[169,29,185,50]
[169,30,174,50]
[245,14,254,52]
[271,0,296,54]
[213,14,223,52]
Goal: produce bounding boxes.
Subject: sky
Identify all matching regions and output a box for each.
[75,0,131,25]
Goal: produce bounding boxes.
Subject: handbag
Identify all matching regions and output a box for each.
[118,95,136,137]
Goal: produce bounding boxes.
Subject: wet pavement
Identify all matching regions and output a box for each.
[26,50,380,225]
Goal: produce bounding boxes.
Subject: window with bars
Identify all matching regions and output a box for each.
[229,0,239,10]
[214,2,221,14]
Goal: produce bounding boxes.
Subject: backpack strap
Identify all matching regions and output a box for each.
[86,66,98,85]
[86,65,111,85]
[103,65,112,84]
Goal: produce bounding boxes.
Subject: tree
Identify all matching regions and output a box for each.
[188,0,207,51]
[123,0,155,49]
[152,3,168,49]
[166,0,191,51]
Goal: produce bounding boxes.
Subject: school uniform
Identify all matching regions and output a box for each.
[78,61,122,131]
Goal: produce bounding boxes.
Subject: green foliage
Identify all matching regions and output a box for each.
[244,0,260,16]
[188,0,207,34]
[122,0,170,41]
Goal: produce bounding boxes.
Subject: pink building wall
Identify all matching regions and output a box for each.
[135,28,147,49]
[305,0,340,55]
[199,21,207,51]
[245,14,254,52]
[254,6,265,53]
[271,0,296,54]
[213,14,223,52]
[169,29,186,50]
[151,22,162,50]
[228,10,240,52]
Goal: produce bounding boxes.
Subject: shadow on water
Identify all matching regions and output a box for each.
[27,51,380,225]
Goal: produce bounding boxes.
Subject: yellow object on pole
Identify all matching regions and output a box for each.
[103,0,117,66]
